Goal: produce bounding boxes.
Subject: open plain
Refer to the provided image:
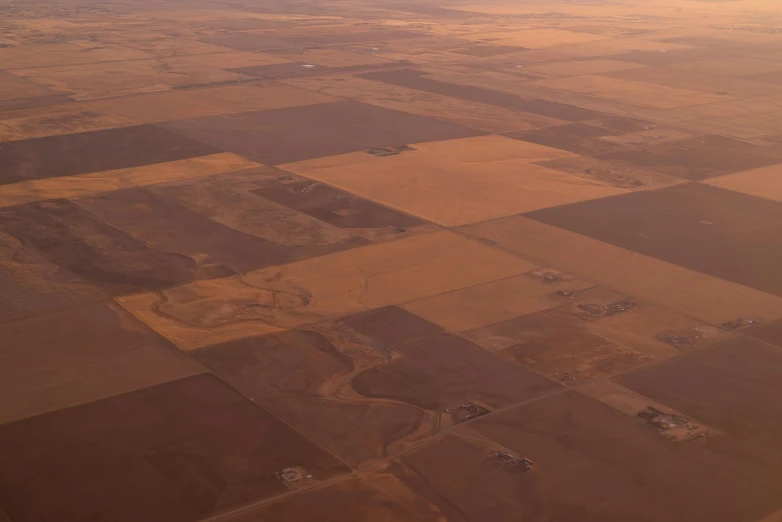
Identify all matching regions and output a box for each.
[1,0,782,521]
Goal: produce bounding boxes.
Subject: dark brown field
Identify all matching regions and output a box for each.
[161,101,482,165]
[191,327,428,468]
[351,332,559,411]
[616,336,782,453]
[0,199,207,295]
[3,0,782,520]
[597,141,779,180]
[360,68,608,121]
[744,320,782,348]
[341,306,447,347]
[0,374,349,522]
[255,181,425,230]
[0,233,106,322]
[76,186,371,273]
[505,123,626,156]
[0,301,203,424]
[222,473,446,522]
[0,125,219,185]
[397,392,781,522]
[526,183,782,297]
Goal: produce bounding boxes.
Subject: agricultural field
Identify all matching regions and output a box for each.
[1,0,782,520]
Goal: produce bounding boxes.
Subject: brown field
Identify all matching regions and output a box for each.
[341,306,447,348]
[282,74,566,133]
[0,301,203,424]
[526,183,782,297]
[0,125,219,185]
[87,83,338,124]
[597,137,781,180]
[162,100,481,165]
[616,336,782,447]
[0,231,106,322]
[360,68,610,121]
[254,180,426,231]
[0,199,216,296]
[0,374,349,522]
[403,392,782,522]
[13,58,251,100]
[3,0,782,519]
[221,470,446,522]
[192,327,431,468]
[0,103,137,140]
[616,337,782,487]
[505,122,629,156]
[351,332,560,410]
[74,185,369,273]
[744,319,782,348]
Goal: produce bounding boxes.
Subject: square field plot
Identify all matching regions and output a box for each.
[616,337,782,486]
[0,125,220,186]
[0,301,203,425]
[351,333,560,411]
[192,327,429,468]
[404,391,781,522]
[616,336,782,443]
[161,100,481,165]
[281,135,627,226]
[526,183,782,298]
[0,374,349,522]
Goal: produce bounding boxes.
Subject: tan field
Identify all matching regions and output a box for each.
[0,153,261,208]
[14,58,251,100]
[117,230,529,350]
[281,135,630,226]
[2,0,782,520]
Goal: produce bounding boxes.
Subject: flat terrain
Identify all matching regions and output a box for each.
[2,0,782,521]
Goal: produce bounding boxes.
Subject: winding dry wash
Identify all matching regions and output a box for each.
[1,0,782,521]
